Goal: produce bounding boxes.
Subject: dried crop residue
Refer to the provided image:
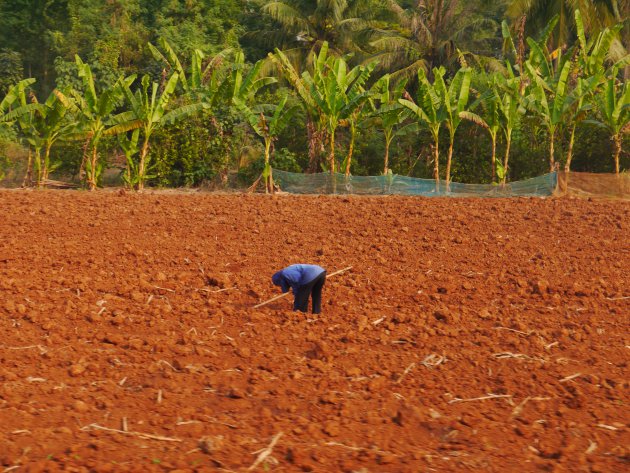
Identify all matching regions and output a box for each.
[0,191,628,472]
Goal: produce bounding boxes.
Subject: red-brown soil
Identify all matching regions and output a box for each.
[0,191,628,473]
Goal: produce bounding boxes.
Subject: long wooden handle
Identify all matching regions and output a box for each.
[253,266,353,309]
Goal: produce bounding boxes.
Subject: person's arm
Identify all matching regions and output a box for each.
[279,279,290,293]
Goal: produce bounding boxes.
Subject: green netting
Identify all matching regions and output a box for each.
[273,170,558,197]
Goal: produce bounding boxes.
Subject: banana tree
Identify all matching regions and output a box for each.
[119,73,207,190]
[301,45,374,175]
[148,38,232,107]
[54,56,135,190]
[400,67,448,188]
[1,79,37,184]
[371,75,411,175]
[0,79,36,123]
[342,63,377,177]
[524,58,573,172]
[12,90,44,188]
[234,95,298,193]
[441,67,473,186]
[118,128,140,189]
[10,88,74,188]
[574,10,624,77]
[523,15,562,80]
[494,65,525,184]
[33,92,76,185]
[564,73,602,172]
[585,67,630,175]
[271,47,327,172]
[462,71,502,182]
[231,52,277,105]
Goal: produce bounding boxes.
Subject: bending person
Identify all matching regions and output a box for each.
[272,264,326,314]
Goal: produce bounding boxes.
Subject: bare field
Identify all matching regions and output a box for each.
[0,191,628,472]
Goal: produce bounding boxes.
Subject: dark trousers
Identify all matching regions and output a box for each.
[294,271,326,313]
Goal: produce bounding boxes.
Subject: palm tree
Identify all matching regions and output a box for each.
[507,0,625,51]
[371,0,499,81]
[258,0,383,69]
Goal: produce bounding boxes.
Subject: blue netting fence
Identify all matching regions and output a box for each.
[273,170,558,197]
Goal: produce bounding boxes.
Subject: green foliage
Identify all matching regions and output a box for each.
[372,0,502,78]
[0,4,628,189]
[53,56,135,189]
[300,43,375,173]
[120,72,207,189]
[0,49,24,95]
[400,67,450,183]
[369,75,414,173]
[507,0,624,52]
[584,67,630,174]
[258,0,386,68]
[151,108,246,187]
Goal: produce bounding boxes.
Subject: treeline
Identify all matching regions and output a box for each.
[0,1,628,189]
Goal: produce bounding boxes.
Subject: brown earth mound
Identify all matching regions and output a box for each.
[0,191,628,472]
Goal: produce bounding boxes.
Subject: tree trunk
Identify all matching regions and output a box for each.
[491,134,497,182]
[329,129,337,194]
[43,143,52,185]
[564,125,576,173]
[433,134,440,191]
[34,149,42,189]
[88,146,98,191]
[613,133,622,175]
[502,132,512,185]
[383,136,391,175]
[329,130,336,175]
[264,138,271,194]
[549,128,556,172]
[307,119,326,173]
[345,124,355,177]
[138,139,150,191]
[445,134,454,190]
[306,118,317,173]
[79,138,90,184]
[22,149,33,188]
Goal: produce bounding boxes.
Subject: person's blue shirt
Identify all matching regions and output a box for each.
[272,264,325,294]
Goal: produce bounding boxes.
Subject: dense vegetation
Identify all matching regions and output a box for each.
[0,0,628,189]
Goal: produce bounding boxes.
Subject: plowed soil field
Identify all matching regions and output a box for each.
[0,191,628,473]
